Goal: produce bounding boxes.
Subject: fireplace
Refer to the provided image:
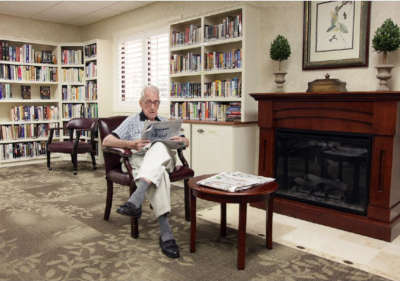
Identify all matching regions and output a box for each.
[275,129,371,215]
[250,91,400,242]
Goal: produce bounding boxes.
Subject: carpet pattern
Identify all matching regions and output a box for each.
[0,162,391,281]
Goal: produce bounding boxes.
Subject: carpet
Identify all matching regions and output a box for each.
[0,162,391,281]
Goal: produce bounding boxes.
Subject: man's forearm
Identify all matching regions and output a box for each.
[103,134,132,149]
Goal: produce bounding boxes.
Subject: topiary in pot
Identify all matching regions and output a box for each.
[270,35,291,92]
[372,18,400,64]
[372,18,400,91]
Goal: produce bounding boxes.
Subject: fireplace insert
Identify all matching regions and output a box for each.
[275,129,372,215]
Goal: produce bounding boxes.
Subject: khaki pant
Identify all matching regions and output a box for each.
[122,142,177,217]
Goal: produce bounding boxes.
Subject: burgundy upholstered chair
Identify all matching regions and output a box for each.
[99,116,194,239]
[47,118,98,175]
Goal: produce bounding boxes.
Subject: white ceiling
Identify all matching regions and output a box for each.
[0,1,155,26]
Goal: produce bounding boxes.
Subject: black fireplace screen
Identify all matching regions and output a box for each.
[275,129,372,215]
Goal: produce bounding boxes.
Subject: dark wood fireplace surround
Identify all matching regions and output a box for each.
[250,91,400,242]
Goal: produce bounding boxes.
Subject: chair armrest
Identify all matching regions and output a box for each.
[177,147,189,167]
[102,147,133,158]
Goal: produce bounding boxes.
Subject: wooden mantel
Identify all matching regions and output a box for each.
[250,91,400,242]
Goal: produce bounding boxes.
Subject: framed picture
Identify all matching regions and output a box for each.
[42,50,53,64]
[303,1,370,70]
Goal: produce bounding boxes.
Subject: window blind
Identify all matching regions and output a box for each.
[117,27,169,108]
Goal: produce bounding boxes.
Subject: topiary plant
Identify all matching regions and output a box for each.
[270,35,291,71]
[372,18,400,64]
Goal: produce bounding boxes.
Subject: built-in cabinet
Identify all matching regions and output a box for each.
[169,4,259,175]
[0,37,112,167]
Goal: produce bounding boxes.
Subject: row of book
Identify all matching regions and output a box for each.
[171,24,201,47]
[61,68,84,83]
[10,105,59,122]
[170,101,241,122]
[204,49,242,70]
[62,85,85,101]
[62,103,98,119]
[170,53,201,74]
[86,81,98,100]
[0,83,11,99]
[0,123,59,141]
[1,141,47,160]
[85,44,97,59]
[204,78,242,98]
[0,64,58,82]
[170,82,201,98]
[204,13,242,42]
[61,49,83,65]
[1,41,36,63]
[85,62,97,78]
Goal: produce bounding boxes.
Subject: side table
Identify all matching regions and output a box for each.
[188,174,278,270]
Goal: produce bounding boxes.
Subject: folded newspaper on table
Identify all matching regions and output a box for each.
[141,119,184,151]
[197,172,275,192]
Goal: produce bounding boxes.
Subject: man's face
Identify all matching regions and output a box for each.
[139,89,160,121]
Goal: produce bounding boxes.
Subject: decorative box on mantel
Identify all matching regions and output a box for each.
[250,91,400,242]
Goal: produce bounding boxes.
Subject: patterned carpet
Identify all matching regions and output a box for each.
[0,161,391,281]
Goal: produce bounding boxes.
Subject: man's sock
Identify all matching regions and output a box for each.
[158,213,174,242]
[127,179,151,207]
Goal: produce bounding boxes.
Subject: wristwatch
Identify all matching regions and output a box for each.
[179,134,185,138]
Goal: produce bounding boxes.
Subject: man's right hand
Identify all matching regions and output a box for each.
[131,139,151,151]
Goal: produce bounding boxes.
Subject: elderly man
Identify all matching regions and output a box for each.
[102,85,189,258]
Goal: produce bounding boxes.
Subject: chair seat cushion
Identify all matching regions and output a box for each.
[107,165,194,186]
[48,141,93,154]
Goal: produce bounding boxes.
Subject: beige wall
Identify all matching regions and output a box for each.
[1,1,399,93]
[0,13,82,43]
[257,1,400,92]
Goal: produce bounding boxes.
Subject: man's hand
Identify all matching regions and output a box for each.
[130,139,151,151]
[170,135,184,142]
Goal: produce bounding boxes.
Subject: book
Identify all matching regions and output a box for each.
[21,85,31,99]
[40,86,51,99]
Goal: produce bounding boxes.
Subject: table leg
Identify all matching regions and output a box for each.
[190,188,196,253]
[266,193,275,249]
[237,201,247,270]
[221,203,227,236]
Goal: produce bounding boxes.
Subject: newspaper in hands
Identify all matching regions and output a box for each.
[196,172,275,192]
[140,119,184,151]
[141,119,183,142]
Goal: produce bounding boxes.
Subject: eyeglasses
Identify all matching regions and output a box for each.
[144,100,160,107]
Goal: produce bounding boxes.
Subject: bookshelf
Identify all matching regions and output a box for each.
[0,38,60,167]
[0,38,112,167]
[169,4,259,175]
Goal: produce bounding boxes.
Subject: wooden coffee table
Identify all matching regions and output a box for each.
[188,174,278,270]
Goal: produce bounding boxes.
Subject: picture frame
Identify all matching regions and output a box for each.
[42,50,53,64]
[303,1,370,70]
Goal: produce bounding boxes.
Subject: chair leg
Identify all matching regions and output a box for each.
[104,179,113,220]
[72,153,78,175]
[91,152,97,170]
[184,179,191,222]
[47,151,52,170]
[131,217,139,239]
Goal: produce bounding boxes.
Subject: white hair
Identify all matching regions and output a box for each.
[140,85,160,100]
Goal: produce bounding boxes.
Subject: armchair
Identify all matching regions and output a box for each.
[98,116,194,239]
[46,118,98,175]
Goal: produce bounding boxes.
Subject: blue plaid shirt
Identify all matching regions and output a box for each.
[112,111,168,141]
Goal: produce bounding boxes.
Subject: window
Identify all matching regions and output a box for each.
[116,27,169,111]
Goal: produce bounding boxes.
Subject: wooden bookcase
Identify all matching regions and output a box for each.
[0,37,112,167]
[168,4,259,175]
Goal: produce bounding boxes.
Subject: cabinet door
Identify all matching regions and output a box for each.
[192,124,233,175]
[178,123,191,167]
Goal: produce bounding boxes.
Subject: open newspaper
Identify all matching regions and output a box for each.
[141,119,184,151]
[197,172,275,192]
